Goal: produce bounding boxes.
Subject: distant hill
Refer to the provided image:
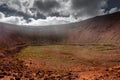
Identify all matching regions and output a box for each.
[0,11,120,49]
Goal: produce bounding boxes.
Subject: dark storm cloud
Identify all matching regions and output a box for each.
[33,0,108,18]
[71,0,108,17]
[33,0,70,17]
[2,0,119,26]
[72,0,106,9]
[105,0,120,11]
[49,12,69,17]
[34,0,60,12]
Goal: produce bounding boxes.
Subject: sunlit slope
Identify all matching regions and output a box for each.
[66,12,120,44]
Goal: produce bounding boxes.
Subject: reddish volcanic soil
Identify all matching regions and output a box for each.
[0,44,120,80]
[0,12,120,80]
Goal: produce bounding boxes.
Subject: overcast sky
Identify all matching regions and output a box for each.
[0,0,120,26]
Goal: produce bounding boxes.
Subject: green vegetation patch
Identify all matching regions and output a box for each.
[14,44,117,65]
[91,45,116,51]
[15,45,76,63]
[45,45,74,50]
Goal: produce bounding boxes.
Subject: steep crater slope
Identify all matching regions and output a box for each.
[0,22,76,48]
[0,12,120,48]
[66,12,120,44]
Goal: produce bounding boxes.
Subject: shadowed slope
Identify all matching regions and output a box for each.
[0,22,75,48]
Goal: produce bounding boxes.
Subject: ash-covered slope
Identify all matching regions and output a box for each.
[66,12,120,44]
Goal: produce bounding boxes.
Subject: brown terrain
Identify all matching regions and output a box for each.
[0,12,120,80]
[66,12,120,44]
